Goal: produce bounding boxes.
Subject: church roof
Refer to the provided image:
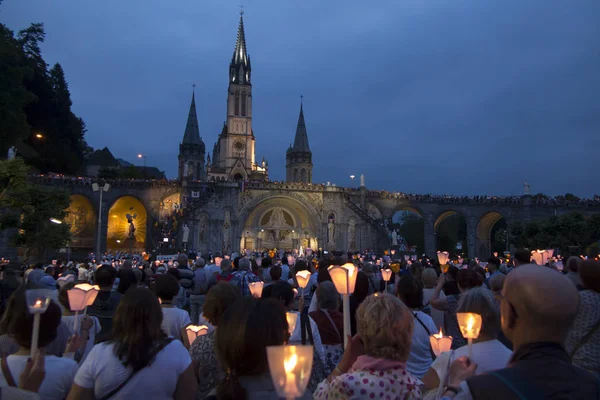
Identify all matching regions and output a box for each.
[230,14,251,85]
[291,103,311,153]
[182,92,203,145]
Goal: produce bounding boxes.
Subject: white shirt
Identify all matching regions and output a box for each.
[0,355,78,400]
[423,288,446,330]
[74,340,191,399]
[430,339,512,388]
[288,311,326,365]
[161,307,191,341]
[62,315,102,364]
[407,310,437,379]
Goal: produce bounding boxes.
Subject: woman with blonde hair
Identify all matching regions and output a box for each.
[314,293,421,399]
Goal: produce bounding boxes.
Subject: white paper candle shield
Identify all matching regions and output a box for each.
[248,282,264,298]
[429,328,453,356]
[67,284,100,311]
[457,312,482,339]
[267,345,313,399]
[327,263,358,295]
[381,269,392,282]
[185,325,209,345]
[25,289,52,314]
[286,312,298,336]
[437,251,450,266]
[295,271,311,289]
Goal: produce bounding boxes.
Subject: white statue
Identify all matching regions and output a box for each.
[267,208,288,228]
[327,219,335,244]
[360,174,365,187]
[7,146,16,160]
[524,180,530,195]
[182,224,190,244]
[391,230,398,246]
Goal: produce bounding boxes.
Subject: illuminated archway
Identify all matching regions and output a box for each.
[476,212,507,258]
[240,195,319,251]
[434,210,467,255]
[107,196,147,252]
[65,195,96,249]
[391,207,424,253]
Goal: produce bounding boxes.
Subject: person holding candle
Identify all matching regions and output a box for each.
[442,265,599,399]
[68,287,197,399]
[0,288,78,400]
[190,282,241,399]
[309,281,344,375]
[314,293,421,400]
[422,287,511,395]
[209,297,312,400]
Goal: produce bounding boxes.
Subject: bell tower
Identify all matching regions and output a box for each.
[286,99,313,183]
[178,87,206,180]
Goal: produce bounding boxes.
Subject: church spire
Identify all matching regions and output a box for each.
[182,89,202,145]
[230,12,251,85]
[292,101,310,152]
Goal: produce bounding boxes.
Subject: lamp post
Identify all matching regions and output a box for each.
[328,263,358,348]
[138,153,147,176]
[92,182,110,259]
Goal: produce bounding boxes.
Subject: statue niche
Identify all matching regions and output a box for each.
[260,207,294,247]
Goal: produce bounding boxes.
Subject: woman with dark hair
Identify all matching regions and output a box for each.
[348,271,369,336]
[190,282,241,399]
[0,286,79,399]
[430,268,483,349]
[68,288,197,399]
[397,275,437,379]
[210,297,311,400]
[116,269,137,295]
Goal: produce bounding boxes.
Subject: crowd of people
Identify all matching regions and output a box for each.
[0,248,598,399]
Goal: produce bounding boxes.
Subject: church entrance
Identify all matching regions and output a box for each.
[239,195,319,252]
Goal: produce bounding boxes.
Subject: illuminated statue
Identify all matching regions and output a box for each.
[126,209,137,241]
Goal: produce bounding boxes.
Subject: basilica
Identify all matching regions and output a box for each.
[177,13,312,185]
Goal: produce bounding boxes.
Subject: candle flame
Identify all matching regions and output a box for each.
[34,300,42,307]
[433,328,444,339]
[467,315,476,332]
[284,353,297,374]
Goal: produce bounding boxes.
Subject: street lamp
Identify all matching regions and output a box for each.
[92,182,110,258]
[35,133,44,139]
[49,218,62,224]
[138,153,147,176]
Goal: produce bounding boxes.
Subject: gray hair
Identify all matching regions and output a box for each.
[457,287,500,339]
[316,281,339,310]
[238,257,251,271]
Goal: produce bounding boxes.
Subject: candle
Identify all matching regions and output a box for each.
[286,312,298,336]
[283,353,298,396]
[185,325,209,346]
[267,345,313,400]
[429,328,453,356]
[457,313,482,359]
[248,282,264,298]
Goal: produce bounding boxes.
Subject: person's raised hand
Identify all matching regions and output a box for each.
[65,334,86,354]
[436,273,446,287]
[448,356,477,387]
[80,315,93,331]
[338,335,364,373]
[19,348,46,393]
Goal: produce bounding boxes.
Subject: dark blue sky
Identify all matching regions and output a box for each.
[3,0,599,196]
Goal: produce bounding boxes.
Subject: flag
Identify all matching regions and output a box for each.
[191,190,200,198]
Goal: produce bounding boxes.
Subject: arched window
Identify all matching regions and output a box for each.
[241,92,246,116]
[235,92,240,116]
[293,169,298,182]
[300,168,307,183]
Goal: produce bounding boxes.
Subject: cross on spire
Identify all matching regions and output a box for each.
[300,94,304,103]
[239,4,244,15]
[192,83,196,93]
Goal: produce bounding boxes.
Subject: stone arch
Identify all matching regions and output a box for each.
[65,194,96,250]
[476,211,507,258]
[433,210,467,254]
[238,193,321,252]
[390,206,424,253]
[107,195,148,252]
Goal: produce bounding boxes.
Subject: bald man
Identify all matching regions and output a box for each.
[443,265,599,400]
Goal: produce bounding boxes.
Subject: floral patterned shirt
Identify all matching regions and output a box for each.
[314,362,421,400]
[189,330,222,400]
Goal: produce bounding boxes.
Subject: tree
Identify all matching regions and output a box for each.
[0,24,35,156]
[0,159,71,260]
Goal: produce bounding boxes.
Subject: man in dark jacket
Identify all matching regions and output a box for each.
[87,265,122,343]
[444,265,600,399]
[176,254,194,301]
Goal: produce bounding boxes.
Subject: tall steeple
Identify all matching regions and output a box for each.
[286,98,313,183]
[230,11,251,85]
[292,102,310,152]
[178,87,206,181]
[182,90,202,144]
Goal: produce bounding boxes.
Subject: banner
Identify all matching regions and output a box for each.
[157,254,178,261]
